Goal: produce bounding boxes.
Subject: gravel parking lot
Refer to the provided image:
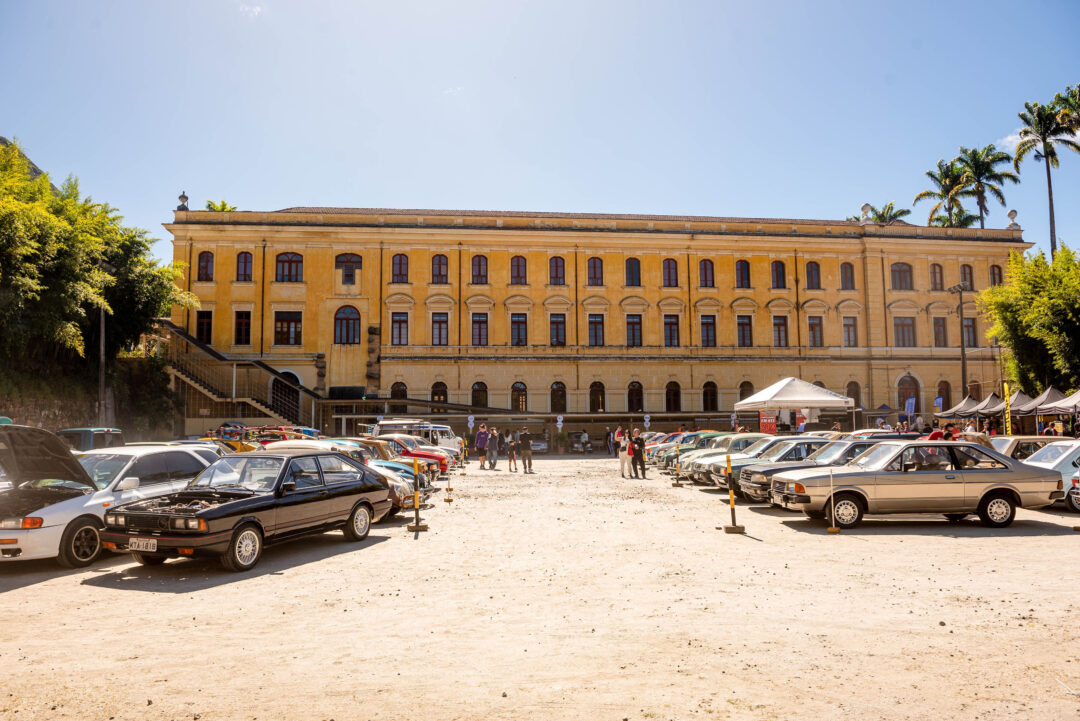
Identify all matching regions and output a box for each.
[2,456,1079,720]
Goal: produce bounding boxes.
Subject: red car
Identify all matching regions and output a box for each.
[377,434,449,474]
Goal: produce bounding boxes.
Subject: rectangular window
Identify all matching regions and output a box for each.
[511,313,527,346]
[842,316,858,348]
[807,315,823,347]
[626,314,642,347]
[196,310,213,345]
[700,315,716,348]
[664,314,680,347]
[772,316,788,347]
[894,317,916,347]
[273,311,302,346]
[962,317,978,348]
[432,312,448,346]
[233,311,251,346]
[588,314,605,347]
[933,317,948,348]
[737,315,753,347]
[391,312,408,346]
[472,313,488,347]
[550,313,566,346]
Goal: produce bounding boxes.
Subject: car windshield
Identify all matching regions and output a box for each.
[807,442,849,464]
[190,456,284,491]
[757,441,796,461]
[741,438,772,455]
[850,444,901,469]
[1025,443,1075,467]
[395,436,419,448]
[989,437,1011,452]
[77,453,131,490]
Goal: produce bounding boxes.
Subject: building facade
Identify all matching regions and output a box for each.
[167,206,1027,434]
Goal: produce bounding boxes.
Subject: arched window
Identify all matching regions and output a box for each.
[236,251,252,282]
[471,255,488,284]
[738,381,754,400]
[431,254,449,284]
[510,255,527,285]
[197,251,214,282]
[840,262,855,290]
[625,257,641,286]
[627,381,644,413]
[662,258,679,287]
[391,253,408,283]
[549,257,565,285]
[897,375,920,413]
[891,262,913,290]
[771,261,786,289]
[550,382,567,413]
[805,261,821,290]
[589,381,605,413]
[702,381,718,412]
[511,382,528,411]
[961,264,974,290]
[937,380,951,410]
[665,381,681,412]
[333,306,361,344]
[735,260,751,289]
[930,263,944,291]
[275,252,303,282]
[587,257,604,286]
[471,381,488,408]
[989,264,1003,286]
[968,380,982,402]
[813,380,826,388]
[335,253,362,285]
[845,381,861,408]
[390,382,408,413]
[699,259,715,288]
[430,382,448,413]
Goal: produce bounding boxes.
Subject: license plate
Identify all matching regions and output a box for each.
[129,537,157,552]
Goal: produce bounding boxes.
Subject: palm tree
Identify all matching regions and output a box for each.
[205,200,237,211]
[1054,84,1080,130]
[930,206,978,228]
[1013,101,1080,258]
[913,160,966,226]
[845,201,912,224]
[955,145,1018,229]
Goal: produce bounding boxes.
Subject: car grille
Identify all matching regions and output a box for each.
[772,479,786,494]
[740,469,753,484]
[123,513,172,532]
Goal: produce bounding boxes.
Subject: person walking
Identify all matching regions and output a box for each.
[618,428,631,478]
[630,428,647,479]
[605,427,614,457]
[581,428,590,453]
[519,427,534,474]
[475,425,489,470]
[506,428,518,472]
[487,426,500,469]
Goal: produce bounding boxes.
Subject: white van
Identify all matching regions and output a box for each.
[374,419,462,453]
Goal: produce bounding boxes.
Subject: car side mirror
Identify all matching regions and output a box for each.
[281,480,297,493]
[116,476,140,491]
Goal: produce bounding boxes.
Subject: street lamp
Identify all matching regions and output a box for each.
[98,260,116,425]
[947,282,969,397]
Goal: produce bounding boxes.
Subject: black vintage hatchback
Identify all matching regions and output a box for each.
[100,452,392,571]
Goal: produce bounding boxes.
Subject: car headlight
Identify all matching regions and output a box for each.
[172,517,187,529]
[752,473,765,483]
[0,517,43,530]
[186,518,201,530]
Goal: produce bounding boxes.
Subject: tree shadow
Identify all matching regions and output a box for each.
[78,532,390,593]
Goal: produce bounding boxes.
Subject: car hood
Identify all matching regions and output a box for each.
[0,425,96,491]
[744,460,819,475]
[118,489,258,514]
[0,486,90,517]
[773,465,865,483]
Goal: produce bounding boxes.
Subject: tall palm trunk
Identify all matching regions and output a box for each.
[977,193,985,229]
[1044,155,1057,258]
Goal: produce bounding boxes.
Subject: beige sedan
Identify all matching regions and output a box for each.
[771,440,1064,529]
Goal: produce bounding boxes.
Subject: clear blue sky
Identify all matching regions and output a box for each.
[3,0,1078,262]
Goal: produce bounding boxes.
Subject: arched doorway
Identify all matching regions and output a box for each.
[430,382,448,413]
[967,381,982,401]
[389,382,408,413]
[511,382,527,412]
[702,382,718,412]
[271,371,302,420]
[550,382,566,413]
[471,382,488,408]
[589,382,605,414]
[937,381,952,410]
[897,375,920,414]
[738,381,754,400]
[845,381,861,409]
[665,382,681,412]
[627,382,644,413]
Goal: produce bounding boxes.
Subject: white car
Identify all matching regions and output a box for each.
[1022,439,1080,512]
[0,426,211,566]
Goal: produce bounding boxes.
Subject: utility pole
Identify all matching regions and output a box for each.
[948,282,969,396]
[98,260,116,425]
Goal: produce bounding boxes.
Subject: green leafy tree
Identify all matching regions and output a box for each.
[979,246,1080,392]
[930,206,979,228]
[205,200,237,211]
[1013,101,1080,258]
[913,159,967,226]
[1053,84,1080,131]
[955,144,1018,229]
[846,201,912,224]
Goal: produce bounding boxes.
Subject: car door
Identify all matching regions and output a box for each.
[274,457,329,538]
[316,454,368,522]
[161,450,209,492]
[951,445,1012,509]
[875,445,961,512]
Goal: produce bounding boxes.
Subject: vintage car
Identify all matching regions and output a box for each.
[56,427,125,451]
[706,436,824,490]
[657,432,726,472]
[376,434,451,474]
[0,427,211,566]
[685,433,772,483]
[722,437,830,498]
[738,438,890,503]
[770,440,1064,528]
[101,451,392,571]
[1022,440,1080,512]
[989,435,1054,461]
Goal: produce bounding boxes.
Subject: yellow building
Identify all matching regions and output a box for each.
[166,205,1028,435]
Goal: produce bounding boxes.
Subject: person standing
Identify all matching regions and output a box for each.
[630,428,646,479]
[487,426,500,469]
[506,428,518,472]
[519,427,534,474]
[605,427,614,457]
[475,425,489,470]
[618,429,631,478]
[581,428,590,453]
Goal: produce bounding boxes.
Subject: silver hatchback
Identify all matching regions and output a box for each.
[771,440,1064,529]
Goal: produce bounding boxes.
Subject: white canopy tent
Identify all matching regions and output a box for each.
[734,377,856,430]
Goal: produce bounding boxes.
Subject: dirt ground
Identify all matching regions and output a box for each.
[2,456,1079,720]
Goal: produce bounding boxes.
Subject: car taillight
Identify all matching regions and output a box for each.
[794,483,805,493]
[1059,480,1065,490]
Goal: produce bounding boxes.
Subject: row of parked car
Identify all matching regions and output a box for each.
[644,429,1079,528]
[0,423,464,572]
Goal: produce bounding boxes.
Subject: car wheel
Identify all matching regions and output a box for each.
[220,524,263,572]
[57,517,102,568]
[343,503,372,541]
[944,513,968,523]
[132,553,166,566]
[1064,492,1080,514]
[977,492,1016,528]
[824,493,864,529]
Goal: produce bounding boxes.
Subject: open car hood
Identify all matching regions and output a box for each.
[0,425,97,490]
